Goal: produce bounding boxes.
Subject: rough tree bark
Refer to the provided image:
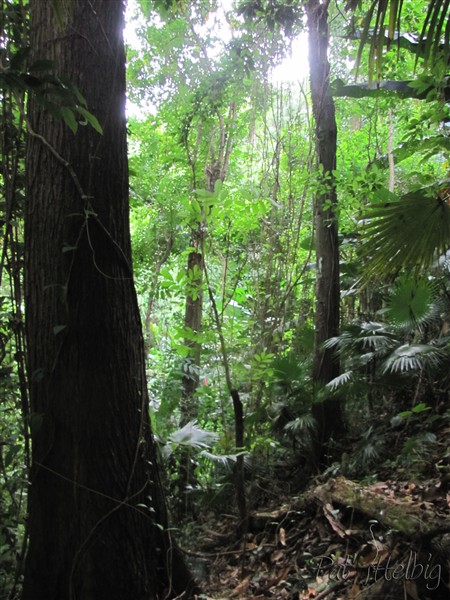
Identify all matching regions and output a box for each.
[22,1,194,598]
[307,0,345,464]
[180,248,204,425]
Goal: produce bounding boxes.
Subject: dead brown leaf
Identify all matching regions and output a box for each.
[270,549,284,563]
[230,575,251,597]
[323,503,347,539]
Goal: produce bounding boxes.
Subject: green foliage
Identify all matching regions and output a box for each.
[385,274,439,330]
[398,432,437,468]
[126,0,448,490]
[345,0,450,78]
[324,266,450,405]
[1,0,450,576]
[0,6,29,593]
[0,50,102,134]
[344,426,384,473]
[397,402,432,419]
[381,342,446,374]
[237,0,304,36]
[0,300,27,599]
[360,185,450,276]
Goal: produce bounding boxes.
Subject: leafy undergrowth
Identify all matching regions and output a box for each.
[182,423,450,599]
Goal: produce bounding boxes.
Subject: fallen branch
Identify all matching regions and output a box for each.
[313,476,449,540]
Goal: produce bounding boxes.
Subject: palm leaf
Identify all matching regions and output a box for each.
[199,450,244,467]
[382,343,445,373]
[346,0,450,78]
[386,274,440,330]
[325,370,354,391]
[418,0,450,67]
[323,321,398,357]
[168,421,219,449]
[360,185,450,277]
[370,136,450,169]
[284,413,316,435]
[331,77,450,100]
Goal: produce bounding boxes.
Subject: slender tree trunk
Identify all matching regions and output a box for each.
[307,0,345,464]
[22,1,194,598]
[204,269,247,535]
[180,106,236,428]
[177,246,203,519]
[180,247,204,425]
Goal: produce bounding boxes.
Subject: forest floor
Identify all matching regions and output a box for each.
[181,422,450,600]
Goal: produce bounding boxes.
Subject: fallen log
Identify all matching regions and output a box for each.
[313,476,450,540]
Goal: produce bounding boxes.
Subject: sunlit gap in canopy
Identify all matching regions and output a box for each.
[124,0,310,120]
[271,32,309,85]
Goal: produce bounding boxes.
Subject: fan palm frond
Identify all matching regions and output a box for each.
[326,370,354,391]
[322,335,344,351]
[386,274,441,331]
[324,321,398,357]
[358,332,398,351]
[360,185,450,278]
[381,343,445,373]
[284,413,316,435]
[199,450,244,468]
[168,421,219,449]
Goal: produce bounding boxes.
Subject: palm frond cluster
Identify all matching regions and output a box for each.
[346,0,450,77]
[325,270,450,404]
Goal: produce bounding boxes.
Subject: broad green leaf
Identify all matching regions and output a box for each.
[195,189,214,199]
[411,402,431,413]
[76,106,103,134]
[61,106,78,133]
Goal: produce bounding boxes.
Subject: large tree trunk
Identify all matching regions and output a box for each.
[22,1,194,598]
[307,0,345,464]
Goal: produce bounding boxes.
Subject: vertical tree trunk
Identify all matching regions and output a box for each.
[180,106,236,428]
[177,246,203,519]
[22,1,193,598]
[180,248,204,425]
[307,0,345,464]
